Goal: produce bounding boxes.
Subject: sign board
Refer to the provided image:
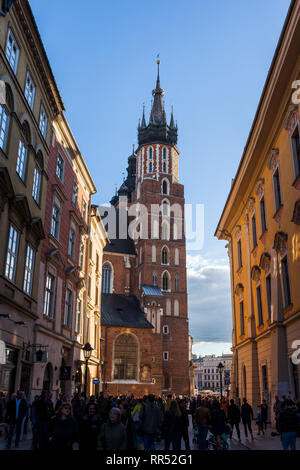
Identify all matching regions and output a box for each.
[93,379,100,385]
[33,351,48,363]
[0,340,6,365]
[60,366,72,381]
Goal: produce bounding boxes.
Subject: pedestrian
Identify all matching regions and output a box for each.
[120,401,135,450]
[140,394,163,450]
[241,398,254,440]
[5,391,29,449]
[99,408,127,450]
[256,407,264,436]
[179,400,190,450]
[211,400,227,450]
[35,390,54,449]
[194,399,211,450]
[228,399,241,441]
[260,400,268,432]
[71,393,84,421]
[273,395,282,432]
[79,402,102,450]
[48,402,79,450]
[278,399,299,450]
[163,400,182,451]
[30,395,39,450]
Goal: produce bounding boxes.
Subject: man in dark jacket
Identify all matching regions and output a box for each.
[278,400,299,450]
[5,390,28,449]
[140,395,163,450]
[35,390,53,449]
[241,398,254,440]
[228,399,241,441]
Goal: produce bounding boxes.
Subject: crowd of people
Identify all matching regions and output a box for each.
[0,390,300,451]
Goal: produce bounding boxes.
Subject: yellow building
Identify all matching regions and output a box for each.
[215,0,300,422]
[84,204,108,396]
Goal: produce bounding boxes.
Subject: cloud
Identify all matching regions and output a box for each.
[187,253,232,344]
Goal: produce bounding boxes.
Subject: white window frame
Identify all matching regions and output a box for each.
[23,244,35,295]
[5,28,20,74]
[56,153,64,181]
[5,224,20,282]
[32,167,41,204]
[39,103,48,139]
[0,104,10,151]
[51,204,60,239]
[16,140,28,181]
[64,288,72,327]
[163,325,169,335]
[72,180,79,207]
[44,273,55,318]
[68,228,76,259]
[163,351,169,361]
[24,70,36,110]
[75,298,82,334]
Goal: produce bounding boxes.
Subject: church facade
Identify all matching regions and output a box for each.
[100,63,190,397]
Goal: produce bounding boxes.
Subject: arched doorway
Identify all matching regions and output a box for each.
[43,363,53,392]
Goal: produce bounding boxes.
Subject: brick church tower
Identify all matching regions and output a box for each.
[132,61,190,395]
[101,62,189,396]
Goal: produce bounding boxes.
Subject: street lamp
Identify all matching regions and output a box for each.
[217,362,224,402]
[83,342,93,397]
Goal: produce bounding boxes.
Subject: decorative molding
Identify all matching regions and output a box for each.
[233,225,242,240]
[251,265,261,282]
[259,252,271,274]
[267,148,279,171]
[255,178,265,199]
[273,231,288,257]
[283,104,299,133]
[247,197,256,216]
[234,283,244,300]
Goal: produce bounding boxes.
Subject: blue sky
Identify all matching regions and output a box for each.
[29,0,290,355]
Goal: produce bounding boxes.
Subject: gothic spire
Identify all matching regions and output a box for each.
[141,104,146,128]
[170,105,175,128]
[150,60,166,124]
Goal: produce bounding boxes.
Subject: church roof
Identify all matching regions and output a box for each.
[142,285,163,296]
[101,294,153,329]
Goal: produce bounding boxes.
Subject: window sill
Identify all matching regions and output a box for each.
[32,198,41,210]
[0,148,8,159]
[292,172,300,190]
[283,303,293,315]
[259,229,268,240]
[236,266,243,274]
[43,314,54,322]
[251,244,258,254]
[16,172,27,187]
[273,204,283,220]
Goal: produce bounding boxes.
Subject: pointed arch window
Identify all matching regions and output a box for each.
[114,333,138,380]
[162,246,169,265]
[153,271,157,286]
[162,271,170,292]
[162,179,169,195]
[148,148,153,173]
[102,263,112,294]
[162,200,170,216]
[175,248,179,266]
[163,148,167,173]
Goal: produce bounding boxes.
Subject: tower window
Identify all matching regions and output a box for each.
[163,148,167,173]
[153,272,157,286]
[162,272,170,292]
[175,274,179,292]
[162,179,169,195]
[148,148,153,173]
[102,263,112,293]
[162,247,169,265]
